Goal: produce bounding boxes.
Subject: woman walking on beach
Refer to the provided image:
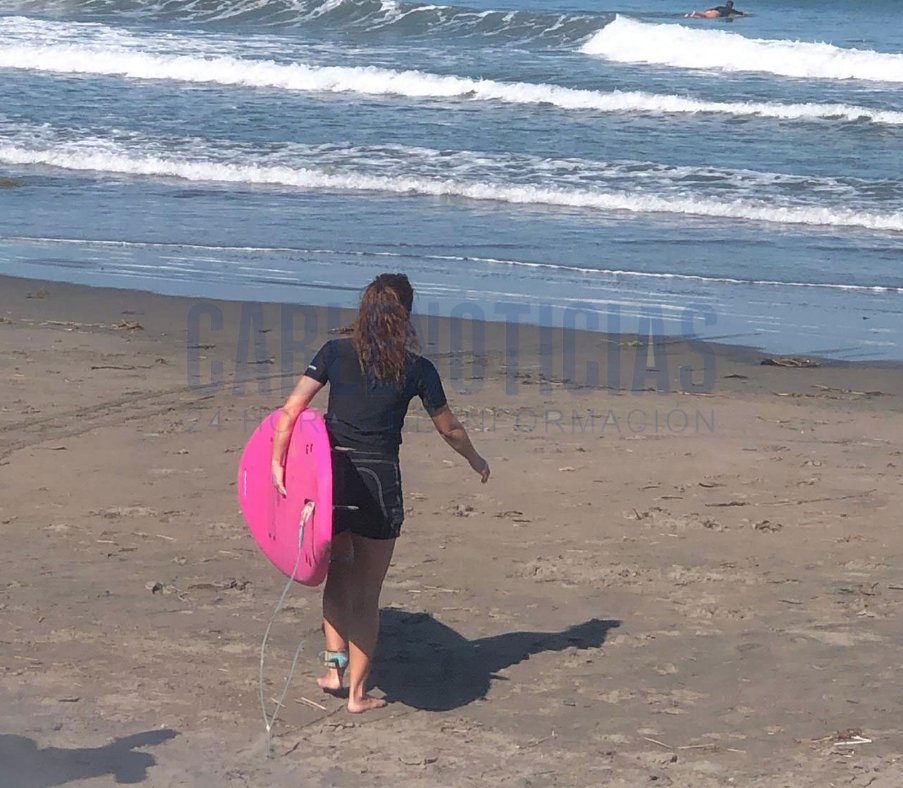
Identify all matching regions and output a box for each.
[271,273,490,713]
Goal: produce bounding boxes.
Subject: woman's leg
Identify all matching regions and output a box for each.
[318,531,354,693]
[345,533,396,713]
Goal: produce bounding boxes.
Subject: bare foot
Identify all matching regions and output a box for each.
[317,670,344,695]
[347,694,388,713]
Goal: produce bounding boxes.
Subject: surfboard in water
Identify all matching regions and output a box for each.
[237,408,333,586]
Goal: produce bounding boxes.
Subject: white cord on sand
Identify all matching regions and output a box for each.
[258,500,315,758]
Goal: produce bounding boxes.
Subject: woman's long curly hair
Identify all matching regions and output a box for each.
[353,273,419,386]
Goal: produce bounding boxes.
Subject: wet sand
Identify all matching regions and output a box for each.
[2,275,902,787]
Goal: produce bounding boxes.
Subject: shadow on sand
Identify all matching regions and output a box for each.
[0,729,178,788]
[371,610,619,711]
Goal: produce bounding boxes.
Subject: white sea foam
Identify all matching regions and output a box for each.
[582,16,903,83]
[2,35,903,126]
[3,142,903,233]
[5,131,881,201]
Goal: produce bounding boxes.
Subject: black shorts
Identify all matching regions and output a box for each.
[331,449,404,540]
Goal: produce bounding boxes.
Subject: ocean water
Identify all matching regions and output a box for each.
[1,0,901,360]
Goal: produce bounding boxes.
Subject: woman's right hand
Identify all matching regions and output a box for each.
[469,455,490,484]
[272,460,287,497]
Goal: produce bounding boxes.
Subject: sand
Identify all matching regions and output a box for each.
[1,274,902,787]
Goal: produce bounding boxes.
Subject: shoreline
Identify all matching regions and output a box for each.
[3,273,903,785]
[3,274,902,396]
[3,265,901,365]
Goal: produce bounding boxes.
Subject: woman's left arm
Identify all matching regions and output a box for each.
[271,375,325,495]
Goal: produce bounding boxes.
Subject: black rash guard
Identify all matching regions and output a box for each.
[303,338,447,456]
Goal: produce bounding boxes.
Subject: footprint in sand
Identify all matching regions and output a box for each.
[96,506,158,519]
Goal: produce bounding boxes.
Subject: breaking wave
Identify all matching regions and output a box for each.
[582,16,903,83]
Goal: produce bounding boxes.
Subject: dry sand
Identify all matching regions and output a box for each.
[1,275,902,787]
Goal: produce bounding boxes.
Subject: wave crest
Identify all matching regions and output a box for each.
[582,16,903,83]
[3,139,902,234]
[3,19,903,127]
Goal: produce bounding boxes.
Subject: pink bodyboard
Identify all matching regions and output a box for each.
[237,409,333,586]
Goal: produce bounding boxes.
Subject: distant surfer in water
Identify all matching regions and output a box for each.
[272,273,490,713]
[686,0,749,18]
